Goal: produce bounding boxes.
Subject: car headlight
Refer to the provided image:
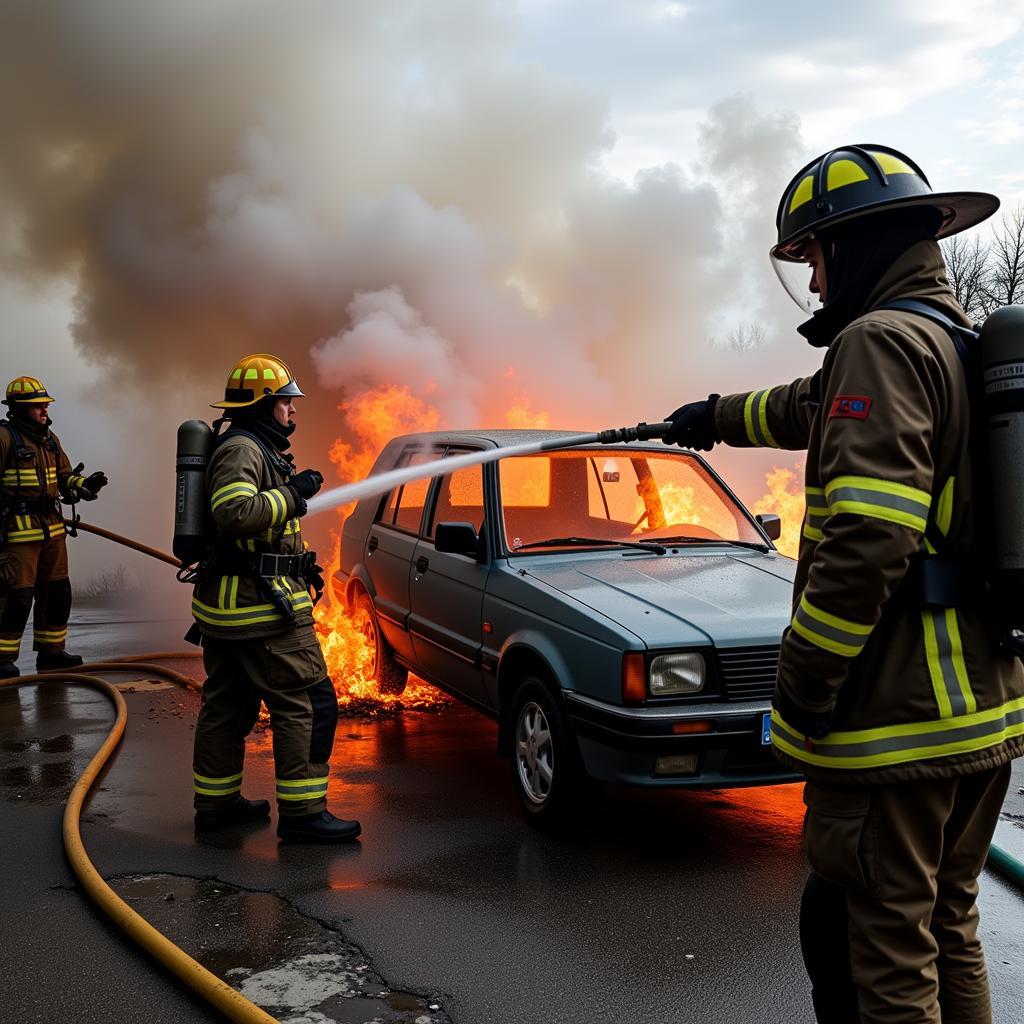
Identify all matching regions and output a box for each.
[649,652,706,696]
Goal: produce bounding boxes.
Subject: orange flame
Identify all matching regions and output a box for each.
[751,465,805,558]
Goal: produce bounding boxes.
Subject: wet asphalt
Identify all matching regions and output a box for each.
[0,601,1022,1024]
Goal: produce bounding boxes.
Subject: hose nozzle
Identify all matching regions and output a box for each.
[596,421,672,444]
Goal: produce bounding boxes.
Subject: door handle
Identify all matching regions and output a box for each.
[368,535,379,552]
[415,556,429,574]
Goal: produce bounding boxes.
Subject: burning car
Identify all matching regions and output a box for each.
[333,430,799,825]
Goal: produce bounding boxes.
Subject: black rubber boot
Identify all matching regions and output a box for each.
[0,662,19,679]
[195,795,272,832]
[36,650,84,672]
[277,810,362,844]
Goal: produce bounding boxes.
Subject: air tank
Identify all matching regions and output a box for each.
[173,419,214,564]
[980,305,1024,620]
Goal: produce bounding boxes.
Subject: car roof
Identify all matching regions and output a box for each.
[387,429,672,452]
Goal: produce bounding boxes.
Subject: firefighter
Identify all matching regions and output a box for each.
[0,377,107,678]
[191,353,360,843]
[664,145,1024,1023]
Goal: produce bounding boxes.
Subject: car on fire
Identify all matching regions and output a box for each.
[334,430,799,825]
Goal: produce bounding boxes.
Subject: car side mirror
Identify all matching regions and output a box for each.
[756,513,782,541]
[435,522,481,557]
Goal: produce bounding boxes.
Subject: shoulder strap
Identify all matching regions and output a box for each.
[874,298,977,368]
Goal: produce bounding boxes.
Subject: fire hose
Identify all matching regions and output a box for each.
[8,425,1024,1022]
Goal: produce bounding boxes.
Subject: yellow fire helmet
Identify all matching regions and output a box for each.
[211,353,305,409]
[3,376,55,406]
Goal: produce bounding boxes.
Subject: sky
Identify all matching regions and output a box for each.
[2,0,1024,591]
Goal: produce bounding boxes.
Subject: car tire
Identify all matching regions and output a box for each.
[351,591,409,697]
[510,677,597,829]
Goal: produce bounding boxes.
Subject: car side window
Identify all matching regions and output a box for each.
[430,464,484,538]
[379,451,433,534]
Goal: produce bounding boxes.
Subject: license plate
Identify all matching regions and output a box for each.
[761,712,772,746]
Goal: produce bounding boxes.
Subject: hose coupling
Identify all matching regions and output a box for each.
[597,421,672,444]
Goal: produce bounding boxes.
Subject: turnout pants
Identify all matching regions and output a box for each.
[800,763,1012,1024]
[0,536,72,663]
[193,625,339,817]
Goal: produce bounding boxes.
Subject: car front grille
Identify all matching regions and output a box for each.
[717,645,780,701]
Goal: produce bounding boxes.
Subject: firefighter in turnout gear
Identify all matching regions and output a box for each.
[0,377,107,678]
[191,354,360,843]
[665,145,1024,1023]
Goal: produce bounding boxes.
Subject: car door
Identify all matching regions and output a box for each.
[408,457,490,706]
[365,449,433,662]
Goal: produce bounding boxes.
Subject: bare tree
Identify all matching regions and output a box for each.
[940,231,990,322]
[984,204,1024,309]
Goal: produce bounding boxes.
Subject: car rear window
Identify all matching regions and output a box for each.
[380,451,434,534]
[429,465,484,536]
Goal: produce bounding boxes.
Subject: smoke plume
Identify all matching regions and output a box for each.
[0,1,809,580]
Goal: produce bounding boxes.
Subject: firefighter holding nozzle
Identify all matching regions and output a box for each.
[186,354,360,843]
[0,377,107,678]
[664,145,1024,1023]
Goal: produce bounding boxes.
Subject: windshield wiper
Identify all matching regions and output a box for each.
[513,536,668,555]
[655,535,771,553]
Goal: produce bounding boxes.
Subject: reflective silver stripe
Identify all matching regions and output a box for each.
[827,485,929,526]
[924,610,967,717]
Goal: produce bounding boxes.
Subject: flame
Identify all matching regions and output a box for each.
[752,465,805,558]
[314,385,448,713]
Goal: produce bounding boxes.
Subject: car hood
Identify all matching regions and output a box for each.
[519,551,794,648]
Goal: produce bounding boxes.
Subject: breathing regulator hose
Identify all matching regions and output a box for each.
[14,494,1024,1020]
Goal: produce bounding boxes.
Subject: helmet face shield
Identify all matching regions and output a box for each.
[771,246,823,316]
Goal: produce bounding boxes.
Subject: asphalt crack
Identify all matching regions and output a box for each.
[107,871,453,1024]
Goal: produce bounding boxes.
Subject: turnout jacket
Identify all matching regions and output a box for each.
[0,419,89,543]
[716,240,1024,784]
[192,431,314,640]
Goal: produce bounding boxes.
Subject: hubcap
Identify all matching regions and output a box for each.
[515,701,554,806]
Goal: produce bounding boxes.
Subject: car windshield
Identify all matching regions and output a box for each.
[498,448,762,553]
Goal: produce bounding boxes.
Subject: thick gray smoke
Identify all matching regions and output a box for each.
[0,1,809,591]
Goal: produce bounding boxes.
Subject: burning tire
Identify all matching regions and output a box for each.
[510,677,596,829]
[352,591,408,696]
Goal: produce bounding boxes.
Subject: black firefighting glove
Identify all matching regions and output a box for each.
[289,469,324,499]
[79,470,108,501]
[772,683,833,741]
[662,395,721,451]
[306,562,326,605]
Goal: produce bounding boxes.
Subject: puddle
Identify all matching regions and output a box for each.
[114,875,451,1024]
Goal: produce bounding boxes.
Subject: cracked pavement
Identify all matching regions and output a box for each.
[0,601,1022,1023]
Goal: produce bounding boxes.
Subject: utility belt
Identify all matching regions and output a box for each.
[205,546,324,629]
[3,494,60,516]
[213,549,317,579]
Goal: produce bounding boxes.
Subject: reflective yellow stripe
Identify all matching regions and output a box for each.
[824,476,930,533]
[936,477,955,536]
[192,591,313,627]
[791,595,872,658]
[283,518,301,536]
[0,638,21,650]
[193,771,243,786]
[211,481,258,510]
[228,576,239,610]
[924,608,976,718]
[236,537,257,552]
[264,488,288,525]
[218,575,229,610]
[771,694,1024,769]
[742,389,778,447]
[34,629,67,640]
[275,777,329,800]
[803,486,828,542]
[6,529,45,542]
[47,522,64,538]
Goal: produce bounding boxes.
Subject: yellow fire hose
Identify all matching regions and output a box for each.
[3,660,279,1022]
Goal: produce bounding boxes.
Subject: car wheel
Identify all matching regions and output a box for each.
[351,591,409,696]
[510,677,595,828]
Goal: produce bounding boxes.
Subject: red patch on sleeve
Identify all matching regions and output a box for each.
[829,395,872,420]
